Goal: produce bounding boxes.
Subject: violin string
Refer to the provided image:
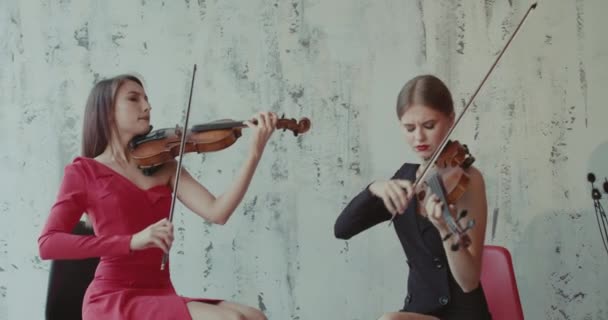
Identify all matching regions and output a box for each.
[430,174,461,236]
[191,119,295,133]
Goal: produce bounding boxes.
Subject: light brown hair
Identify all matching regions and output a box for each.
[81,75,143,157]
[396,75,454,119]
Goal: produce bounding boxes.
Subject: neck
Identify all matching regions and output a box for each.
[415,157,432,181]
[420,155,431,166]
[101,132,133,167]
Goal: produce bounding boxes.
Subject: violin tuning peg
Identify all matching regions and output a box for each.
[463,156,475,168]
[587,173,596,183]
[463,219,475,231]
[442,233,453,242]
[592,188,602,200]
[603,178,608,194]
[457,210,468,221]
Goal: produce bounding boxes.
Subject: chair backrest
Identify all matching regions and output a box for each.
[480,245,524,320]
[45,221,100,320]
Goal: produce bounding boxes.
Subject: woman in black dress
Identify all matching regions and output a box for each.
[335,75,492,320]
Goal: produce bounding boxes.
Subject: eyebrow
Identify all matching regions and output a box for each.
[403,119,437,126]
[126,91,148,99]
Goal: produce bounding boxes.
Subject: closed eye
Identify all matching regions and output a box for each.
[127,91,148,102]
[422,120,436,129]
[404,124,416,132]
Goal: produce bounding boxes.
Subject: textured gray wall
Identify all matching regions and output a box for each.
[1,0,607,319]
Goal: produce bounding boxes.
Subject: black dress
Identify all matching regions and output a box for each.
[334,163,492,320]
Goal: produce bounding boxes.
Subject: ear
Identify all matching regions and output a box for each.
[448,112,456,125]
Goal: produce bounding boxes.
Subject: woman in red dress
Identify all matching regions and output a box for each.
[38,74,274,320]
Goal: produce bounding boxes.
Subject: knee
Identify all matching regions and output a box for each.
[245,308,267,320]
[225,311,247,320]
[253,310,267,320]
[378,313,400,320]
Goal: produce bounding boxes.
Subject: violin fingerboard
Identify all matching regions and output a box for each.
[427,174,475,246]
[427,174,458,230]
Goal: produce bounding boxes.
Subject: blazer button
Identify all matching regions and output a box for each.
[405,294,412,303]
[439,296,449,306]
[433,257,443,269]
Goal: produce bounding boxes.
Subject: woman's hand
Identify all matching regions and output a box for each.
[368,179,414,216]
[424,194,456,236]
[244,112,277,159]
[130,218,174,253]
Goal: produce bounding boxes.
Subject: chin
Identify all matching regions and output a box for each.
[417,150,433,159]
[134,125,151,136]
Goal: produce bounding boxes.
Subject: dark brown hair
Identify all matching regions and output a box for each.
[396,75,454,119]
[81,74,143,157]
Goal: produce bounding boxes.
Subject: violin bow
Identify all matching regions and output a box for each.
[161,64,197,270]
[389,2,538,224]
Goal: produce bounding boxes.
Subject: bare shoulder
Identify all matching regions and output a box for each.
[156,159,198,185]
[161,159,178,173]
[460,165,487,209]
[152,160,178,185]
[465,165,485,190]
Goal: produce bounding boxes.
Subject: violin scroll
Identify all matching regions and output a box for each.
[276,116,311,137]
[435,140,475,169]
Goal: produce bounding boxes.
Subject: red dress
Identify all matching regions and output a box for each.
[38,157,222,320]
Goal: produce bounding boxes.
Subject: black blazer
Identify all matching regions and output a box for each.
[335,163,490,316]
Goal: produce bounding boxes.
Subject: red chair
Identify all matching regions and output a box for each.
[480,245,524,320]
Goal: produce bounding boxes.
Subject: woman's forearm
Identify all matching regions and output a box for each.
[440,231,482,292]
[208,153,261,224]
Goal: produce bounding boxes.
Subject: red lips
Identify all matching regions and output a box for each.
[415,145,429,151]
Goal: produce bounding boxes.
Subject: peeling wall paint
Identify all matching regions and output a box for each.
[1,0,607,319]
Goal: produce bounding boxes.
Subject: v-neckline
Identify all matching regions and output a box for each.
[81,157,171,193]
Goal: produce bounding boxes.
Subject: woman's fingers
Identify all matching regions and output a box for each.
[381,194,398,216]
[394,180,414,199]
[256,112,267,130]
[152,238,169,253]
[387,182,407,214]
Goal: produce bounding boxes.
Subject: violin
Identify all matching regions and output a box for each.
[129,116,311,175]
[150,65,311,269]
[414,140,475,205]
[390,2,537,251]
[412,140,477,251]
